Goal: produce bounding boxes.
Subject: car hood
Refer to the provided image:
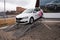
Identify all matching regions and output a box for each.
[16,13,32,18]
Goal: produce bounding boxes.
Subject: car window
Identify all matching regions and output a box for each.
[34,8,40,11]
[33,8,40,13]
[33,11,37,13]
[23,9,33,13]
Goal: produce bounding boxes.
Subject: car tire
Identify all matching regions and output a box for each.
[29,17,34,24]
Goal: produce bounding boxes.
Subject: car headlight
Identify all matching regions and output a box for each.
[22,17,28,19]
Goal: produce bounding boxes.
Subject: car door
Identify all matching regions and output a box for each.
[33,11,38,19]
[33,11,39,20]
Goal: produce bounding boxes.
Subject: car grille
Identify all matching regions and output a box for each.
[16,18,22,20]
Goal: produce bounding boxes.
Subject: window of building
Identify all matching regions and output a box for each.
[40,0,60,13]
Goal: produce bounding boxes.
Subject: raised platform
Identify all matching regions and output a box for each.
[43,13,60,18]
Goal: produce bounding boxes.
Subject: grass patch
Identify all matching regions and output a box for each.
[0,18,16,27]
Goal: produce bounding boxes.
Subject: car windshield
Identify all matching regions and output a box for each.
[23,9,33,13]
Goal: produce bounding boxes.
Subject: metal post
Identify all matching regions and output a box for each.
[4,0,6,20]
[4,0,7,24]
[4,0,6,17]
[4,0,5,12]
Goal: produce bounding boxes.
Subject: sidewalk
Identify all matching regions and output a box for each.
[41,18,60,22]
[43,13,60,18]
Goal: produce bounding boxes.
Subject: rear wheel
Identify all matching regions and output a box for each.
[29,18,34,24]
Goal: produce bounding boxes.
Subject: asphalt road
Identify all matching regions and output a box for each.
[0,18,60,40]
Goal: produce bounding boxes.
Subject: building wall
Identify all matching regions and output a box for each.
[43,13,60,18]
[40,0,60,18]
[16,7,26,13]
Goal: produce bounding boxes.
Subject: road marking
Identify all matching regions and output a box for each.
[44,23,52,30]
[38,20,52,30]
[41,22,52,30]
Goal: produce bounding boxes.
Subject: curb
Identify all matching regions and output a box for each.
[0,26,9,29]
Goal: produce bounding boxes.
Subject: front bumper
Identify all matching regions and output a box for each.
[16,18,29,24]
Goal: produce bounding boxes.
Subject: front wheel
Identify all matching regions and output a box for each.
[29,18,34,24]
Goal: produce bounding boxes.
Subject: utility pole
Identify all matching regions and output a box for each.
[4,0,5,12]
[4,0,7,24]
[4,0,6,17]
[4,0,8,18]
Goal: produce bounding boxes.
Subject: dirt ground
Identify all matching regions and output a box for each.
[0,18,60,40]
[18,22,60,40]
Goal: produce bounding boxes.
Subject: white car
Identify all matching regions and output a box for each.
[16,8,43,24]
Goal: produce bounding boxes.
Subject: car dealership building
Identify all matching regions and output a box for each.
[39,0,60,18]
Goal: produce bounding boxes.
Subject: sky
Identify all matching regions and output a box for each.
[0,0,36,12]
